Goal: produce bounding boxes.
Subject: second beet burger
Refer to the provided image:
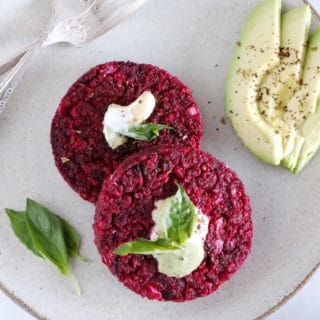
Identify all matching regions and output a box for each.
[93,145,253,302]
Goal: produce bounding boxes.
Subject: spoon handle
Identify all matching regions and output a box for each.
[0,40,43,115]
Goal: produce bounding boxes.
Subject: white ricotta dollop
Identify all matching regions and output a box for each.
[103,91,156,149]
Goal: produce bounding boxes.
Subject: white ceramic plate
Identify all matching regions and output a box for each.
[1,1,320,319]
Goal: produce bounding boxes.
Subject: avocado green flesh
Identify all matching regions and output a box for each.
[226,0,283,165]
[281,135,305,172]
[293,102,320,173]
[258,6,311,158]
[285,30,320,127]
[282,29,320,173]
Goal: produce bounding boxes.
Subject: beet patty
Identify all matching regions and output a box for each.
[51,62,202,203]
[93,145,253,302]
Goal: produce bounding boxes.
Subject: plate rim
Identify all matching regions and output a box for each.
[1,1,320,319]
[1,259,319,320]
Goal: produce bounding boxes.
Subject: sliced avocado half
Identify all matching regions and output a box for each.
[226,0,283,165]
[226,0,320,172]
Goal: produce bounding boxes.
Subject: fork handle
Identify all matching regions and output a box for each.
[0,39,43,115]
[0,40,39,76]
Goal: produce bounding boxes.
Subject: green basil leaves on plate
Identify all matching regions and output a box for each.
[113,184,197,256]
[61,217,90,262]
[5,199,89,296]
[6,209,42,258]
[124,123,172,141]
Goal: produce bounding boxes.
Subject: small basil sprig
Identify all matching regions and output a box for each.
[5,199,89,296]
[124,123,172,141]
[113,184,197,256]
[113,238,179,256]
[166,184,197,245]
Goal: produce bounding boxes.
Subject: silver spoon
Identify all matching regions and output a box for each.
[0,0,147,115]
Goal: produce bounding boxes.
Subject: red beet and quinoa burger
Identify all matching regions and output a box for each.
[51,61,202,203]
[93,145,253,302]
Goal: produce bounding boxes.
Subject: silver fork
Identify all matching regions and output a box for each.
[0,0,147,116]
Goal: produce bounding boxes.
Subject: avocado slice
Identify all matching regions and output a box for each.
[282,29,320,173]
[226,0,283,165]
[258,6,311,159]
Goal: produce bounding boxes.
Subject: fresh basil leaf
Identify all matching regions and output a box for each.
[124,123,172,141]
[61,219,91,263]
[166,184,197,246]
[61,218,79,258]
[113,238,179,256]
[5,209,42,258]
[5,199,85,295]
[25,199,81,295]
[25,199,70,273]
